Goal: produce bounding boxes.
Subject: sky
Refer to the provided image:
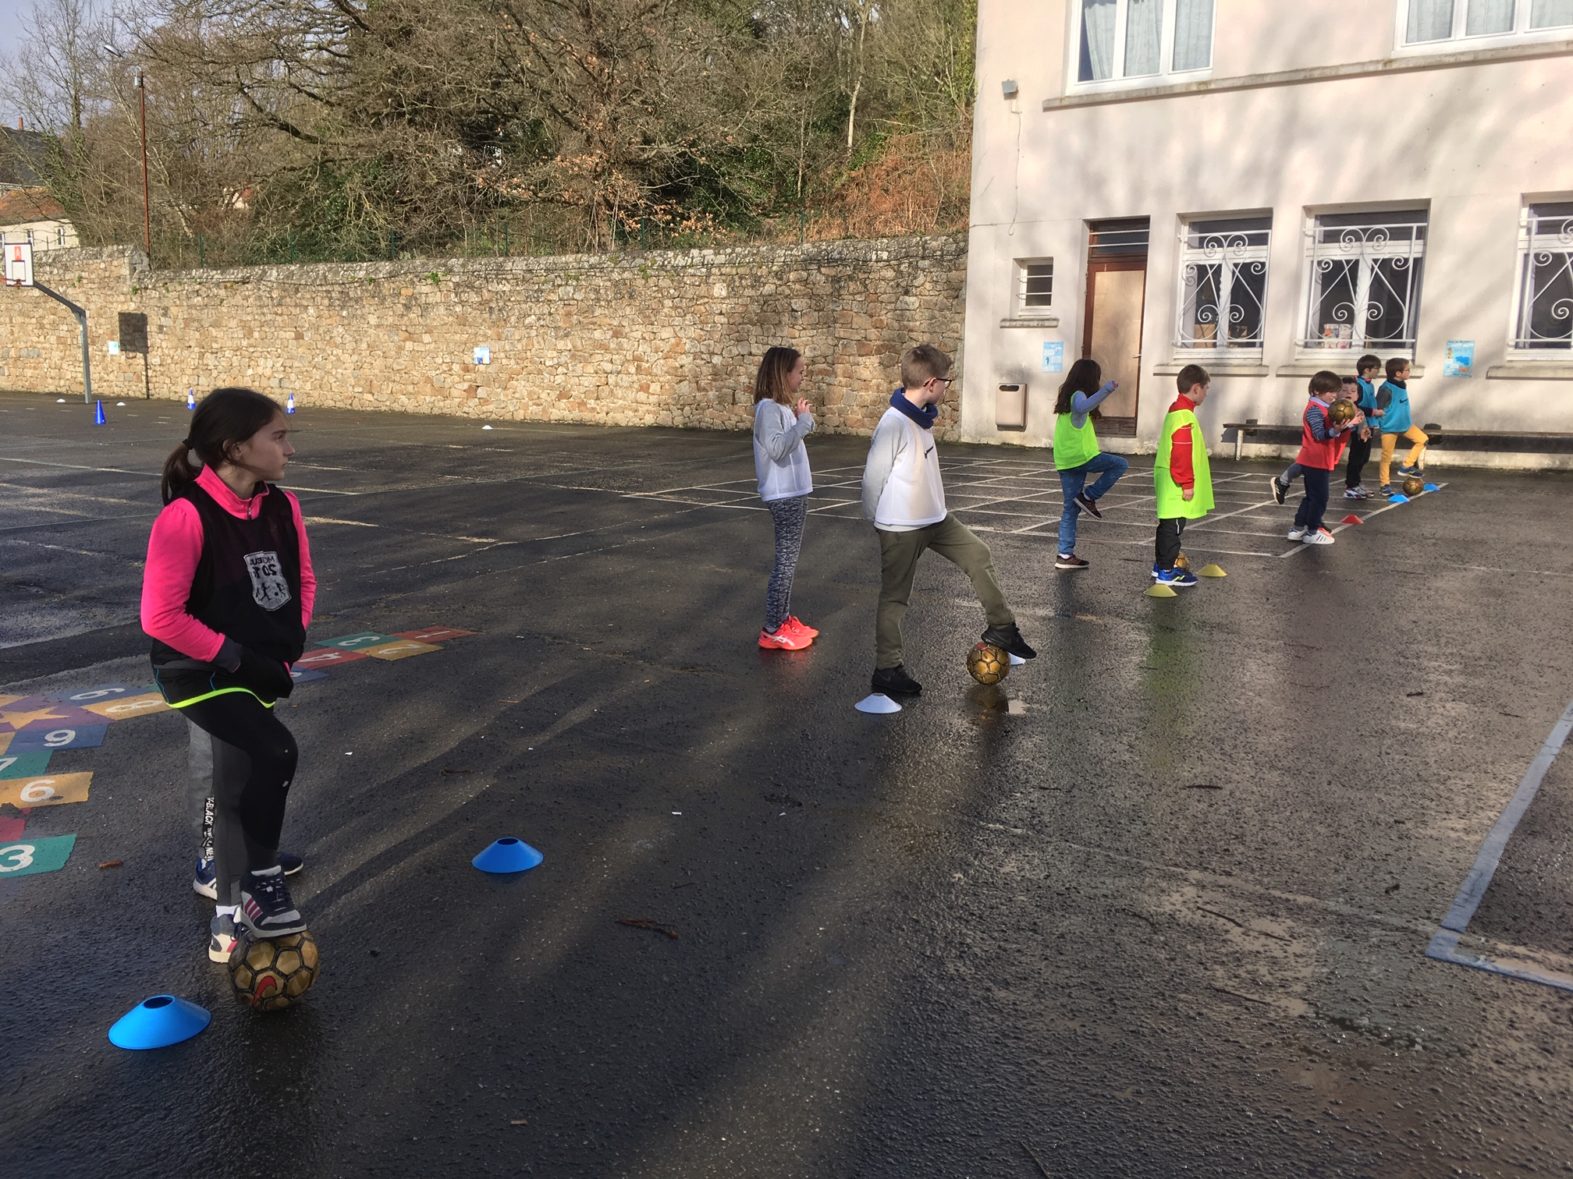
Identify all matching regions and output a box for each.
[1,0,34,127]
[0,0,31,61]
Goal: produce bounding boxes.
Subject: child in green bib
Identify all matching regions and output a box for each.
[1153,365,1215,588]
[1051,358,1129,569]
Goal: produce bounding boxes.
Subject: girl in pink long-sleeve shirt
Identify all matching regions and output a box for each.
[140,387,316,963]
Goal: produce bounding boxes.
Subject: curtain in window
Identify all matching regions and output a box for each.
[1466,0,1514,33]
[1124,0,1162,76]
[1407,0,1455,40]
[1172,0,1214,70]
[1079,0,1117,81]
[1531,0,1573,27]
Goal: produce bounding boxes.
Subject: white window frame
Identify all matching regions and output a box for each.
[1173,214,1271,357]
[1393,0,1573,54]
[1013,258,1055,316]
[1299,208,1429,356]
[1509,199,1573,351]
[1067,0,1216,93]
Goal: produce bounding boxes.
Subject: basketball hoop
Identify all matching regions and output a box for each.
[4,240,36,287]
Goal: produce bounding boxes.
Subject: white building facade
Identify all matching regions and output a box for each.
[963,0,1573,466]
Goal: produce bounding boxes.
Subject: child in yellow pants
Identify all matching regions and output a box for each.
[1373,357,1428,492]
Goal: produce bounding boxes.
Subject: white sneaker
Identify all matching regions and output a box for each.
[1343,487,1369,500]
[1302,528,1335,545]
[1286,526,1307,541]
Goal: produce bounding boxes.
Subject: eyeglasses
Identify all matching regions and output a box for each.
[929,376,954,387]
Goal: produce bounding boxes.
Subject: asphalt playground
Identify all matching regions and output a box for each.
[3,388,1573,1178]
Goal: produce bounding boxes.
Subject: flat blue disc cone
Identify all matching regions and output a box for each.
[1388,493,1409,503]
[1423,482,1439,492]
[109,995,210,1050]
[473,837,543,874]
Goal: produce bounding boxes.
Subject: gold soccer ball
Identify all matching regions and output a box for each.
[966,642,1010,686]
[230,930,319,1012]
[1402,476,1424,497]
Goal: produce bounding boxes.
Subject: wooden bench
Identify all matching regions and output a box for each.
[1221,422,1573,461]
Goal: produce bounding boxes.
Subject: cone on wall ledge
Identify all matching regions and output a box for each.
[108,995,211,1050]
[473,837,543,874]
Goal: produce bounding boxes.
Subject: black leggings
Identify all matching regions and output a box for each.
[180,692,298,907]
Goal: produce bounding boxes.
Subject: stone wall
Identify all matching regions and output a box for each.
[0,236,968,437]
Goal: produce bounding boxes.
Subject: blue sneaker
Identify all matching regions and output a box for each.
[195,851,303,900]
[239,869,308,938]
[1154,567,1199,587]
[1397,464,1424,478]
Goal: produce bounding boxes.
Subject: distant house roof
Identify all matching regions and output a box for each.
[0,186,67,225]
[0,126,53,188]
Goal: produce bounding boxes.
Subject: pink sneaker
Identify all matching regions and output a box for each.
[759,627,812,651]
[783,615,819,639]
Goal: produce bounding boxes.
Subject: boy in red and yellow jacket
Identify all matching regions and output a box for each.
[1152,365,1214,587]
[1290,370,1362,546]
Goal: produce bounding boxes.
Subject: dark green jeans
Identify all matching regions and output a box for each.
[875,513,1014,669]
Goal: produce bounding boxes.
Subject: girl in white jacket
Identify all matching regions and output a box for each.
[752,347,818,650]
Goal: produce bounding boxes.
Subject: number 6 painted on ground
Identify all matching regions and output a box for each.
[0,844,37,872]
[20,779,59,802]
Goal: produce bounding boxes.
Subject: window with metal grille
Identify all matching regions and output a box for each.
[1015,259,1054,314]
[1087,218,1150,259]
[1512,200,1573,351]
[1174,215,1270,353]
[1300,210,1427,353]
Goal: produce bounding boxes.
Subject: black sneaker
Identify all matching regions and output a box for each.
[1268,477,1287,506]
[239,870,308,938]
[870,665,923,697]
[981,623,1036,660]
[1074,493,1103,520]
[1055,553,1089,570]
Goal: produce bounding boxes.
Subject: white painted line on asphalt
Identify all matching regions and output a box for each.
[1425,694,1573,993]
[0,455,361,495]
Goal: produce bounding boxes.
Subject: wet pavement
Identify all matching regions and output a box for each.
[3,390,1573,1178]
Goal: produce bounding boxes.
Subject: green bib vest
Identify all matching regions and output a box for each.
[1053,412,1100,470]
[1154,408,1215,519]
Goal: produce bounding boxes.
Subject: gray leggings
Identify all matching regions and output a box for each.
[763,494,808,632]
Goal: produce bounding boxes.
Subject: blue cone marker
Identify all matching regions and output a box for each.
[108,995,211,1050]
[286,391,296,415]
[186,388,196,411]
[93,399,106,426]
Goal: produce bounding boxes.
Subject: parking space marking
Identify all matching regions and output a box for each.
[1425,695,1573,993]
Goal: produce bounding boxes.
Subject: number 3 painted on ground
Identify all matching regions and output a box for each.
[20,779,59,802]
[0,844,37,872]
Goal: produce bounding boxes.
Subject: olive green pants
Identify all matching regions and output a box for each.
[876,514,1014,670]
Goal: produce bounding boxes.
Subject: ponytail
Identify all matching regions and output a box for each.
[161,386,282,504]
[160,439,201,504]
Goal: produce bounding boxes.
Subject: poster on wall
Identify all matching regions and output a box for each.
[1041,341,1064,373]
[1443,340,1474,378]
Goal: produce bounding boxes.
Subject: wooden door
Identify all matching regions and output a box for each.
[1082,258,1147,436]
